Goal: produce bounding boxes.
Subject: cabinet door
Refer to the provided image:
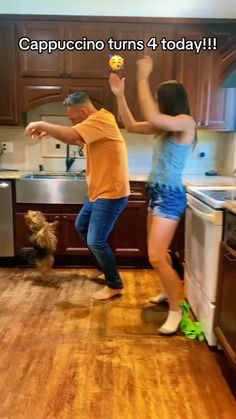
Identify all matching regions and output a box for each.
[60,213,90,255]
[67,79,113,113]
[14,213,64,255]
[20,79,67,111]
[17,22,65,77]
[65,23,110,78]
[202,30,235,131]
[215,245,236,364]
[0,23,18,125]
[110,24,144,123]
[110,200,148,258]
[174,27,207,124]
[144,25,175,93]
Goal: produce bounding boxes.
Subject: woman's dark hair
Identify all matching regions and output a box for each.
[156,80,197,147]
[157,80,191,116]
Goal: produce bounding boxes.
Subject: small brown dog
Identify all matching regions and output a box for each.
[24,210,58,281]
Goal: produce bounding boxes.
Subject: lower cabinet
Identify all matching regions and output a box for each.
[14,211,89,256]
[14,181,185,270]
[215,242,236,371]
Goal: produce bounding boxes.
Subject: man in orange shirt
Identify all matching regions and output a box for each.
[25,92,130,300]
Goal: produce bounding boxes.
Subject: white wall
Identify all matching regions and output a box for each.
[0,123,235,176]
[0,0,236,18]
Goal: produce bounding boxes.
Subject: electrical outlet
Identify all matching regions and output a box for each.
[1,142,14,153]
[198,147,208,158]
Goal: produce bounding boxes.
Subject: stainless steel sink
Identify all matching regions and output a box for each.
[23,174,85,180]
[16,172,87,204]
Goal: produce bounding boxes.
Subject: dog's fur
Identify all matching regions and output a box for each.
[24,210,58,281]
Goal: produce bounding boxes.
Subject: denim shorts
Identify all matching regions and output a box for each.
[147,183,187,221]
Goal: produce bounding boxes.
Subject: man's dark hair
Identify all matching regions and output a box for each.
[63,92,91,107]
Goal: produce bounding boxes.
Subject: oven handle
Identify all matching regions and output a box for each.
[187,203,215,223]
[0,182,9,189]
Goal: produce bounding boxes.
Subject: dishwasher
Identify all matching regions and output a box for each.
[0,180,14,256]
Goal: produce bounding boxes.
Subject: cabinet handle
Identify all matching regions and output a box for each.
[0,182,9,189]
[130,192,143,196]
[63,216,67,219]
[54,216,60,220]
[225,253,236,262]
[67,72,72,76]
[196,121,209,128]
[59,71,65,76]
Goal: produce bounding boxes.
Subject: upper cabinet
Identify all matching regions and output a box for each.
[174,25,235,131]
[0,17,235,130]
[201,27,235,131]
[65,23,110,79]
[17,22,65,77]
[0,22,18,125]
[174,26,208,125]
[17,21,110,79]
[220,34,236,83]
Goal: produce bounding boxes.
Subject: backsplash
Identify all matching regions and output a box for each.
[122,130,236,175]
[0,123,235,175]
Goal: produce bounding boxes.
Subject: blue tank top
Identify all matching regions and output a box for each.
[148,137,192,190]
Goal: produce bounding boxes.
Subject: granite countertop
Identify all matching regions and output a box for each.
[129,173,236,185]
[183,175,236,186]
[0,170,235,186]
[0,171,31,179]
[224,201,236,215]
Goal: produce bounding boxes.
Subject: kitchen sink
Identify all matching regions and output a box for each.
[23,174,85,180]
[16,172,87,204]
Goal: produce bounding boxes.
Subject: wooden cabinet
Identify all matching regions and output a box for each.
[110,182,148,266]
[215,241,236,373]
[17,22,65,77]
[66,23,110,79]
[0,22,18,125]
[1,17,233,129]
[20,78,113,112]
[174,27,207,124]
[174,25,235,131]
[14,210,89,257]
[13,181,185,271]
[17,21,110,79]
[111,24,175,123]
[201,28,235,130]
[110,24,144,123]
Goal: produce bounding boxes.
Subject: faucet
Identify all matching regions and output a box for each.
[65,145,76,172]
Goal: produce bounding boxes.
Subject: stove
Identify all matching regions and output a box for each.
[187,186,236,209]
[185,185,236,345]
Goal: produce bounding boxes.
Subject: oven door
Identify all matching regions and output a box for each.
[185,194,223,303]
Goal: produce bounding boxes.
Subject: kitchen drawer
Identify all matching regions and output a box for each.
[129,182,148,201]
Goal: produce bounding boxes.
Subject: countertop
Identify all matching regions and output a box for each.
[0,171,30,179]
[0,171,235,186]
[224,201,236,215]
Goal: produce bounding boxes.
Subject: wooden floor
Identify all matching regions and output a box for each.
[0,267,235,419]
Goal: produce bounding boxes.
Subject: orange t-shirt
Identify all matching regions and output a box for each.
[73,108,130,201]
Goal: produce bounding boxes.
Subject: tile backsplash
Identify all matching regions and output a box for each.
[0,122,235,175]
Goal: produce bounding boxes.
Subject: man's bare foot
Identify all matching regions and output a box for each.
[87,269,105,280]
[92,286,123,301]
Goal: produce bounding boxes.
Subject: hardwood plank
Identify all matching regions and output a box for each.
[0,267,235,418]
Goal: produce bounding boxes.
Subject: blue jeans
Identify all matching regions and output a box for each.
[75,197,128,289]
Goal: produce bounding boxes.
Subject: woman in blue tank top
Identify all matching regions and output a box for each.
[109,56,196,335]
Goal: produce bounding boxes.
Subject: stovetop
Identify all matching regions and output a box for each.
[187,186,236,209]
